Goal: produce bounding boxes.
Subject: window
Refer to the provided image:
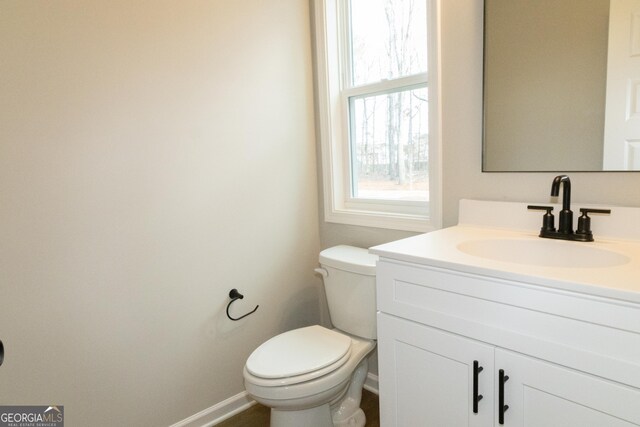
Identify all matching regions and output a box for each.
[315,0,441,232]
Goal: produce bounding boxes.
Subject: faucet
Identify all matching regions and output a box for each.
[528,175,611,242]
[550,174,572,234]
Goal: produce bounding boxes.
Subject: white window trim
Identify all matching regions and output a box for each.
[314,0,442,233]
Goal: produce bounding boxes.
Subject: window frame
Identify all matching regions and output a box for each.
[314,0,442,232]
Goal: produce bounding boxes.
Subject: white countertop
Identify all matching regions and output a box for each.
[370,200,640,304]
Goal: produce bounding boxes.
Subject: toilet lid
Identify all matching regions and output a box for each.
[246,325,352,379]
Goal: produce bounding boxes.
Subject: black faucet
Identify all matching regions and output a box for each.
[528,175,611,242]
[550,174,573,234]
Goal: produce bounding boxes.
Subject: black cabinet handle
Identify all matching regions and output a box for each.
[473,360,483,413]
[499,369,509,424]
[0,340,3,367]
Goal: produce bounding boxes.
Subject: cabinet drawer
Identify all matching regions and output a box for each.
[376,259,640,389]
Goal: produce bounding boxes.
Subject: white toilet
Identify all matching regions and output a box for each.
[243,245,378,427]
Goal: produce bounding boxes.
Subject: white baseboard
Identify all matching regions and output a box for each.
[170,372,379,427]
[363,372,379,395]
[168,391,256,427]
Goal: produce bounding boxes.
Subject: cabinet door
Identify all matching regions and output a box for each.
[378,313,494,427]
[496,348,640,427]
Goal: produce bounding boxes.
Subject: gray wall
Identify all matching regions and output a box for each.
[0,1,321,425]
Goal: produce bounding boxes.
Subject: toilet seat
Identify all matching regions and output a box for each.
[243,331,375,407]
[245,325,352,386]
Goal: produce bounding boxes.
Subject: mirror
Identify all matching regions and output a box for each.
[483,0,640,171]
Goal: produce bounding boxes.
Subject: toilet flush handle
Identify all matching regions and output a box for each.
[314,268,328,278]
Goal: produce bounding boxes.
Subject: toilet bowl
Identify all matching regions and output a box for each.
[243,245,378,427]
[244,326,375,424]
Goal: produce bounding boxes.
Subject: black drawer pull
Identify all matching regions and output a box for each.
[473,360,483,413]
[499,369,509,424]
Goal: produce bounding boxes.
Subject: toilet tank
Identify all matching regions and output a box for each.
[319,245,378,339]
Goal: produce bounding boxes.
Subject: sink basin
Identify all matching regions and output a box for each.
[457,238,630,268]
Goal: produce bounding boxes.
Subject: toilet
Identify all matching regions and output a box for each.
[243,245,378,427]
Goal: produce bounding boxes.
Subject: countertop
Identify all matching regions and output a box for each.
[370,224,640,305]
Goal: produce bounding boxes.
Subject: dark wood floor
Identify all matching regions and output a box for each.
[217,389,379,427]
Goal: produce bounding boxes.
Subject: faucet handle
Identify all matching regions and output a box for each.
[527,205,555,232]
[527,205,554,211]
[576,208,611,240]
[579,208,611,215]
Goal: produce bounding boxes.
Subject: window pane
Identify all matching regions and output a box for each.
[349,0,427,87]
[350,87,428,202]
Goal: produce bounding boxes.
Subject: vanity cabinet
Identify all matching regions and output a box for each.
[375,259,640,427]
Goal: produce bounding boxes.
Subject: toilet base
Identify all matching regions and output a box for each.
[270,405,366,427]
[331,358,368,427]
[334,408,365,427]
[264,357,370,427]
[271,404,333,427]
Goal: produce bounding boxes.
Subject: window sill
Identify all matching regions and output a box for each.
[324,207,439,233]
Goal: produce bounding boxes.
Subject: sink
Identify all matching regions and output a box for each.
[457,238,631,268]
[371,200,640,300]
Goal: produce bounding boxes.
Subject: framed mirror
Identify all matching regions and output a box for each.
[483,0,640,172]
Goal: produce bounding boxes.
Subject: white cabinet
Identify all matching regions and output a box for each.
[378,313,494,427]
[375,260,640,427]
[497,349,639,427]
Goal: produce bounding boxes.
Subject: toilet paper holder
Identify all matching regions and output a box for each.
[226,289,259,321]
